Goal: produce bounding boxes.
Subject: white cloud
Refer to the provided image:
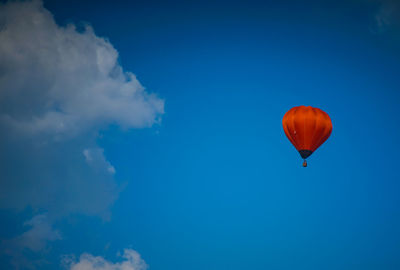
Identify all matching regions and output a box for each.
[0,0,164,266]
[84,148,116,175]
[0,0,164,139]
[65,249,148,270]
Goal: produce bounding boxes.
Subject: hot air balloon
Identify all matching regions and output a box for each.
[282,106,332,167]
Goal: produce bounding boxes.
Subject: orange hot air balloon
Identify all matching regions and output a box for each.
[282,106,332,167]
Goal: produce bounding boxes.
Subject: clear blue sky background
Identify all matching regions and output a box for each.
[1,0,400,269]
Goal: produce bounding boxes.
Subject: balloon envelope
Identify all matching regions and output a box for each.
[282,106,332,160]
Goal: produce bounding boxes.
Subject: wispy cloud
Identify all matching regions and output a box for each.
[2,214,61,269]
[371,0,400,33]
[11,214,61,252]
[84,148,116,175]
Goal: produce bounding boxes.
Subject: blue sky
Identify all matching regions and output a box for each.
[1,0,400,269]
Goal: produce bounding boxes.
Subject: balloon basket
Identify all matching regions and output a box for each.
[302,160,307,167]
